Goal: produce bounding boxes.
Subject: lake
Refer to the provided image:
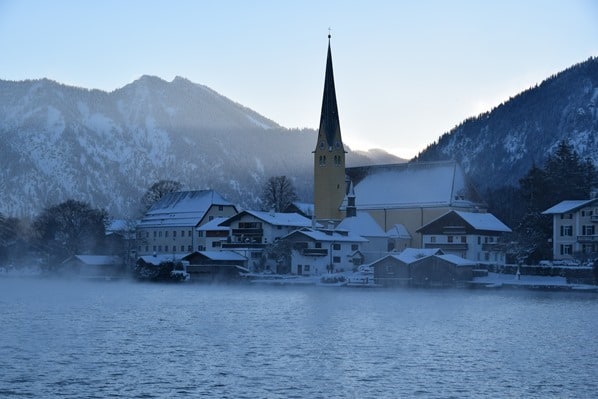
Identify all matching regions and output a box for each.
[1,277,597,398]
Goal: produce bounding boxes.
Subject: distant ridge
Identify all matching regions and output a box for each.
[414,57,598,193]
[0,76,401,217]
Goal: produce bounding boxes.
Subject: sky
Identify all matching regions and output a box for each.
[1,1,597,159]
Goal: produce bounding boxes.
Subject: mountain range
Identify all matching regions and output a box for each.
[415,57,598,194]
[0,76,401,218]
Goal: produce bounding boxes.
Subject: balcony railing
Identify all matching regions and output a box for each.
[577,235,598,243]
[424,243,468,251]
[232,228,263,236]
[482,243,507,251]
[300,248,328,257]
[221,242,266,249]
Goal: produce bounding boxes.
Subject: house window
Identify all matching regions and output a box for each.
[198,231,204,237]
[430,236,436,243]
[153,231,157,238]
[351,244,358,251]
[146,232,149,238]
[165,231,169,238]
[448,236,454,243]
[218,205,224,211]
[158,231,162,237]
[153,246,156,252]
[181,246,185,252]
[477,236,481,245]
[333,243,341,251]
[461,236,467,243]
[315,242,322,249]
[561,213,573,219]
[304,265,310,271]
[560,226,573,236]
[158,246,162,252]
[145,246,149,252]
[582,225,595,236]
[188,245,192,251]
[560,245,572,255]
[333,256,341,263]
[173,231,177,238]
[212,241,221,248]
[165,245,168,252]
[181,230,185,237]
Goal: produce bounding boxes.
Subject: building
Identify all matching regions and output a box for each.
[371,248,476,287]
[183,251,248,282]
[344,161,486,247]
[219,210,315,270]
[196,217,230,251]
[136,190,238,256]
[386,224,412,251]
[282,227,368,275]
[336,211,389,263]
[417,210,511,264]
[542,198,598,261]
[313,35,346,222]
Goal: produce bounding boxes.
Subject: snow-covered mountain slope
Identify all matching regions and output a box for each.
[415,57,598,194]
[0,76,401,217]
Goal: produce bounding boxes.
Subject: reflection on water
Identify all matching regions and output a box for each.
[1,278,597,398]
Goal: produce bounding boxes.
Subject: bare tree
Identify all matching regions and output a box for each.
[141,180,183,214]
[260,176,298,212]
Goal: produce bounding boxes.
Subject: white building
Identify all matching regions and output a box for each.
[336,211,389,263]
[136,190,238,256]
[282,228,368,275]
[417,210,511,264]
[196,217,230,251]
[542,198,598,260]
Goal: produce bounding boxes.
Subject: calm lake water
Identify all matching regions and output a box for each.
[1,277,597,398]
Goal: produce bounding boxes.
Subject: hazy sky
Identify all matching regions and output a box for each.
[1,0,597,159]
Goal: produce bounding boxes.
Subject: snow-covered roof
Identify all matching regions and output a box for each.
[138,254,187,265]
[290,202,314,216]
[336,212,386,237]
[284,228,368,243]
[197,217,229,231]
[196,251,247,261]
[345,161,481,209]
[436,254,477,267]
[67,255,121,266]
[391,248,444,264]
[386,224,412,239]
[453,211,512,232]
[139,190,235,228]
[542,199,598,214]
[221,210,315,228]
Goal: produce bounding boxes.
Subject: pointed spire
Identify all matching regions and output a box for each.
[318,34,343,149]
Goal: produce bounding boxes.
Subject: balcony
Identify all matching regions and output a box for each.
[300,248,328,257]
[424,243,468,251]
[482,243,507,252]
[232,228,263,236]
[577,235,598,243]
[221,242,266,249]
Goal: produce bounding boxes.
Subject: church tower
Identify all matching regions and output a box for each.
[314,35,346,221]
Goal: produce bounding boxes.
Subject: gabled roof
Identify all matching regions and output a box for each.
[285,201,314,218]
[336,212,387,237]
[542,199,598,214]
[344,161,483,209]
[386,224,412,239]
[197,217,229,231]
[417,210,511,233]
[185,251,247,262]
[220,210,314,228]
[284,227,368,243]
[436,254,477,267]
[369,248,444,266]
[139,190,235,228]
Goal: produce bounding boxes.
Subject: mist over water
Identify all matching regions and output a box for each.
[1,278,597,398]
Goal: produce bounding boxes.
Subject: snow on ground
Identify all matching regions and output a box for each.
[472,272,596,290]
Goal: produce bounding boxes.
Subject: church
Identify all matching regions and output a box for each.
[313,36,488,248]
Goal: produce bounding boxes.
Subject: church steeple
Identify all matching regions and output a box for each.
[317,35,344,151]
[313,34,346,221]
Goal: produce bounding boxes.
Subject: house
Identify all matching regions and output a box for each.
[196,217,230,251]
[284,202,314,219]
[416,210,512,264]
[336,211,389,263]
[542,198,598,261]
[344,161,486,247]
[136,190,238,257]
[183,251,248,281]
[371,248,475,287]
[219,210,315,270]
[61,255,124,279]
[282,227,368,275]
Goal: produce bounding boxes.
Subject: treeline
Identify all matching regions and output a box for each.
[485,141,597,264]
